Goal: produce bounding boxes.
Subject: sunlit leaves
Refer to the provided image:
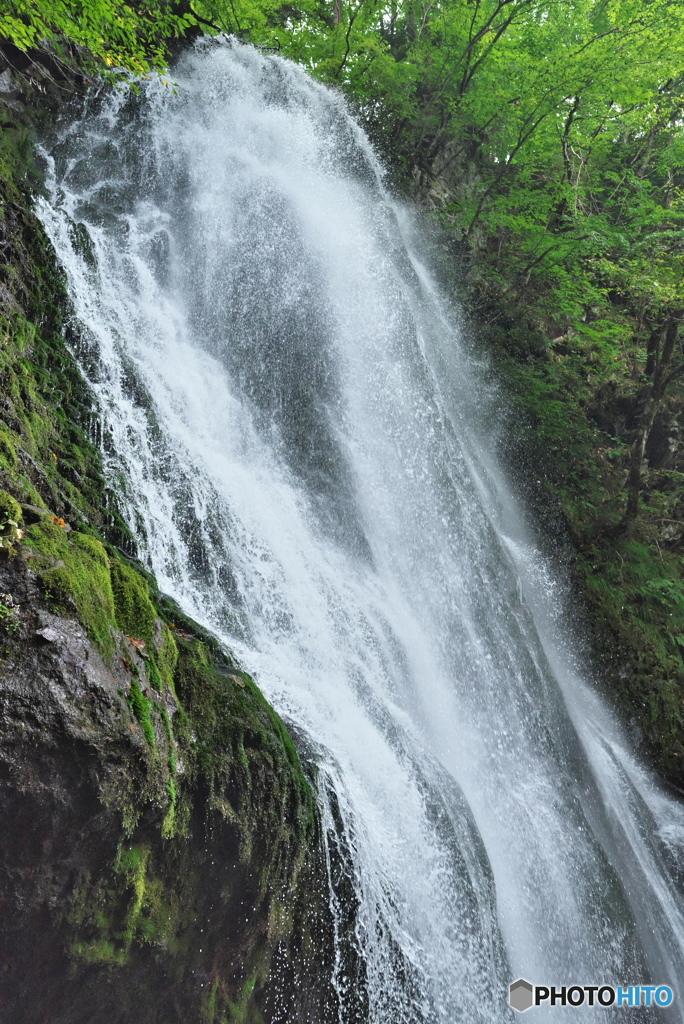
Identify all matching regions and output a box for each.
[0,0,197,76]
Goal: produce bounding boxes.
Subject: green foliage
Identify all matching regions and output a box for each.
[1,0,196,76]
[173,0,684,422]
[642,577,684,618]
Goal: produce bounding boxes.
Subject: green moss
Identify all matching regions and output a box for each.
[116,844,150,943]
[20,516,182,677]
[26,520,117,657]
[0,431,18,471]
[157,623,179,689]
[111,559,157,644]
[68,843,185,967]
[128,675,156,749]
[160,705,180,837]
[70,938,128,966]
[0,489,22,524]
[169,636,314,891]
[227,972,265,1024]
[0,128,110,538]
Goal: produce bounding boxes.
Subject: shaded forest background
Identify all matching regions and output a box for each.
[2,0,684,778]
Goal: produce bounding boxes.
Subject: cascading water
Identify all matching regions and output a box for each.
[37,39,684,1021]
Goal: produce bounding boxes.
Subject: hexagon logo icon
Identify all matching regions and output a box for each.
[509,978,534,1012]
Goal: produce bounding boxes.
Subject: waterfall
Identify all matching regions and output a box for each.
[37,39,684,1022]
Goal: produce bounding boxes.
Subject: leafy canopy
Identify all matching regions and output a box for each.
[0,0,196,75]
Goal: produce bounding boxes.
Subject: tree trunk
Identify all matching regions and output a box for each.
[623,316,682,523]
[624,396,658,521]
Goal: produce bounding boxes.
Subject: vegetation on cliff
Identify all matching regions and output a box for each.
[0,527,333,1022]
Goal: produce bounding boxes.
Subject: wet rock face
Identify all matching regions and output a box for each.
[0,550,336,1024]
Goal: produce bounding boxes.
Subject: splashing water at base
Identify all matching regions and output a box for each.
[38,39,684,1022]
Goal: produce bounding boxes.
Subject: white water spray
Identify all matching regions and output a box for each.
[38,40,684,1022]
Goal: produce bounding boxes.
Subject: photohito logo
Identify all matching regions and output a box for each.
[508,979,674,1012]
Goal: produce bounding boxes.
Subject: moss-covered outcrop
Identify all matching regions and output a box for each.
[0,51,336,1023]
[0,535,335,1024]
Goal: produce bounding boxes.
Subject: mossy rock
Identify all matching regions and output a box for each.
[25,519,117,658]
[0,540,335,1024]
[0,431,18,471]
[0,489,22,526]
[111,558,157,645]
